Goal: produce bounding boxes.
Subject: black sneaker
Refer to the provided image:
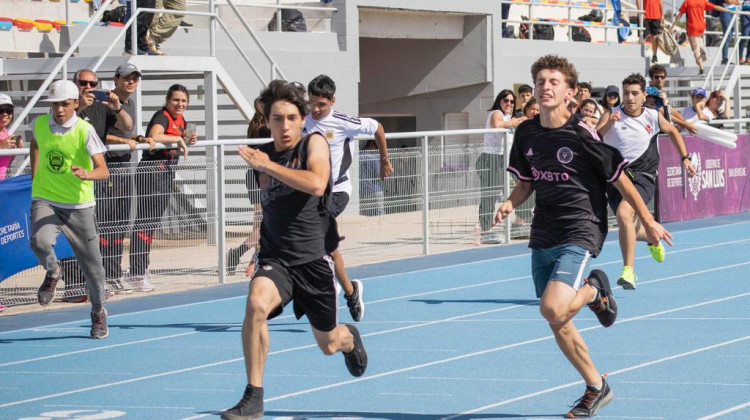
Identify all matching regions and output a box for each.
[566,377,614,418]
[38,267,61,306]
[226,247,242,276]
[90,307,109,339]
[586,269,618,327]
[345,279,365,322]
[221,385,263,420]
[343,324,367,377]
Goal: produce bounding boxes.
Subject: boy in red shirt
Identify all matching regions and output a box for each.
[670,0,736,75]
[638,0,664,63]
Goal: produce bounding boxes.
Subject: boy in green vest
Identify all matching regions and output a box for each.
[29,80,111,339]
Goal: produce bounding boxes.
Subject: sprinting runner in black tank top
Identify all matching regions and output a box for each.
[252,133,338,265]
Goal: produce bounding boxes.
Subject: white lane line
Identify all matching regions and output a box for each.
[0,371,133,375]
[0,295,247,335]
[380,392,453,397]
[621,380,750,387]
[2,238,747,373]
[43,403,195,410]
[0,277,535,368]
[695,401,750,419]
[3,227,747,336]
[0,302,537,409]
[408,376,549,383]
[0,325,234,368]
[163,388,234,393]
[436,335,750,420]
[2,257,747,371]
[168,293,750,420]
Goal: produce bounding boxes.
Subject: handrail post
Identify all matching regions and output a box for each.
[276,0,282,32]
[209,0,216,57]
[604,9,608,43]
[205,70,220,248]
[131,0,138,55]
[64,0,70,80]
[422,135,430,255]
[503,132,512,244]
[217,143,227,284]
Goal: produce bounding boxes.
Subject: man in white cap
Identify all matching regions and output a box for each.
[29,80,112,339]
[59,67,133,301]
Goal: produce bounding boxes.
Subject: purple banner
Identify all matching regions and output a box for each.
[657,134,750,222]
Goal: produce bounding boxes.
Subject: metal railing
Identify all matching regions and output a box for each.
[500,0,645,44]
[0,129,537,307]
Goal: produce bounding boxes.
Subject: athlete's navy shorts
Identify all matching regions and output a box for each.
[531,245,592,298]
[328,192,350,217]
[253,256,338,332]
[607,170,656,214]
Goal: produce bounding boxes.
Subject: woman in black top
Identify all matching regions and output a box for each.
[129,84,197,290]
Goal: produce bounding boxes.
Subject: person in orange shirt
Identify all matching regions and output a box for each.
[638,0,664,63]
[670,0,737,75]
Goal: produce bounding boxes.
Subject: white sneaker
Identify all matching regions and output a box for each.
[129,273,154,292]
[480,232,501,244]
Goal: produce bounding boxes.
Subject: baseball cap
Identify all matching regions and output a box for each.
[645,86,660,97]
[0,93,12,107]
[115,62,141,78]
[41,80,80,102]
[692,87,707,97]
[604,85,619,97]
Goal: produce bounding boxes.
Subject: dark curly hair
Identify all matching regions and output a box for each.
[622,73,646,92]
[531,55,578,89]
[258,80,309,120]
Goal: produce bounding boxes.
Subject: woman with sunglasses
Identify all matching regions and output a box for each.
[476,89,526,244]
[0,93,23,181]
[128,84,197,291]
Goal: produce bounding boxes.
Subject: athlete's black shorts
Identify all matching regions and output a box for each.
[607,169,657,214]
[328,192,350,217]
[253,256,338,332]
[644,19,662,37]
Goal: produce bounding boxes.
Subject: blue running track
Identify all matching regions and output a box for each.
[1,213,749,420]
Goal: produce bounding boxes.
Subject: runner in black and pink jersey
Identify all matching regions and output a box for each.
[494,55,673,419]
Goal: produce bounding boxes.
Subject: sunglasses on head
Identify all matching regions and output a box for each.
[78,80,98,88]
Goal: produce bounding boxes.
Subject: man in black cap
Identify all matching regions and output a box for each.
[97,63,157,292]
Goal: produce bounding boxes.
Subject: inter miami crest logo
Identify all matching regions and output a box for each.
[45,149,66,173]
[557,147,574,164]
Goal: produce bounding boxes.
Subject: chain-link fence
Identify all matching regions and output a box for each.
[1,129,542,307]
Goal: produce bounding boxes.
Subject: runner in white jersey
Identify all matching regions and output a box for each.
[303,74,393,322]
[597,73,695,290]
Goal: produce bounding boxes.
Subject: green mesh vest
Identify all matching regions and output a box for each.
[32,115,96,205]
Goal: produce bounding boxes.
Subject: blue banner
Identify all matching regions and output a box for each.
[0,175,74,282]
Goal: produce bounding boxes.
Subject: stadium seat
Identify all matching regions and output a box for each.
[36,19,62,30]
[0,21,12,31]
[14,20,34,31]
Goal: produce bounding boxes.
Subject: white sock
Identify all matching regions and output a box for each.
[587,285,598,304]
